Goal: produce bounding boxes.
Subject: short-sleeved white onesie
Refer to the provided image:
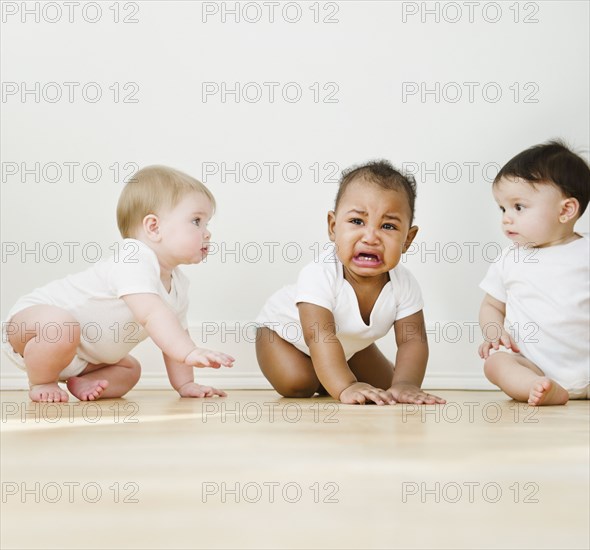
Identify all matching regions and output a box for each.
[255,246,424,359]
[480,234,589,398]
[2,239,189,380]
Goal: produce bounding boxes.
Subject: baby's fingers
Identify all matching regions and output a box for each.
[500,332,513,350]
[202,385,227,397]
[182,385,207,398]
[198,352,234,369]
[340,390,367,405]
[509,336,520,353]
[421,392,446,404]
[395,390,432,404]
[193,356,211,367]
[350,392,367,405]
[362,389,395,406]
[478,342,492,359]
[374,389,396,405]
[401,392,424,404]
[208,352,235,367]
[362,390,385,405]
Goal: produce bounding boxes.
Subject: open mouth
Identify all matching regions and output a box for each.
[353,252,382,265]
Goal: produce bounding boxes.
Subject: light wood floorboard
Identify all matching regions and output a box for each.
[1,389,588,549]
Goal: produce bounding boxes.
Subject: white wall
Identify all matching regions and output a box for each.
[1,0,589,390]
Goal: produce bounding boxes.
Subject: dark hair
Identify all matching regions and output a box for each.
[335,160,417,225]
[494,139,590,217]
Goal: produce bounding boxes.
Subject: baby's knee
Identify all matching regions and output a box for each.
[47,320,80,355]
[279,387,317,398]
[274,374,319,398]
[483,352,507,382]
[122,355,141,383]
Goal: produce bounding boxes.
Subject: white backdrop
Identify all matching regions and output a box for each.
[1,0,589,390]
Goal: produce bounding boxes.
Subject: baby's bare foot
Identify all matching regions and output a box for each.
[29,383,69,403]
[66,377,109,401]
[528,377,569,406]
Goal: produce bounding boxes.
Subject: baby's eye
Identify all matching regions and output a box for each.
[350,218,363,225]
[192,218,201,226]
[382,223,397,231]
[499,206,505,213]
[515,204,524,211]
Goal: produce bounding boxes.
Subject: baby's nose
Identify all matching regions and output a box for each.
[362,226,379,242]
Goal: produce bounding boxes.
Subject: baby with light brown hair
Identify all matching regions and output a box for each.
[2,165,234,402]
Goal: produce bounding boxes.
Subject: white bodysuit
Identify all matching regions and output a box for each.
[2,239,189,380]
[256,246,424,359]
[480,234,589,398]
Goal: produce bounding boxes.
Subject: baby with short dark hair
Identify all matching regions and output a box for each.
[255,160,445,405]
[478,140,590,405]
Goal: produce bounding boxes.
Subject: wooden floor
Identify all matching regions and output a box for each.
[1,389,588,550]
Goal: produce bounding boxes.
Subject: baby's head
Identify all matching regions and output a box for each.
[328,160,418,278]
[493,140,590,248]
[117,165,216,264]
[334,160,417,225]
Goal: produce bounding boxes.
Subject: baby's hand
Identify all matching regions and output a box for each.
[389,383,446,405]
[184,348,235,369]
[177,382,227,398]
[478,330,520,359]
[339,382,396,405]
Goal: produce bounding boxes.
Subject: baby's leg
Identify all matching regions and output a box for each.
[483,352,569,406]
[347,343,394,389]
[66,355,141,400]
[255,327,320,398]
[8,305,79,402]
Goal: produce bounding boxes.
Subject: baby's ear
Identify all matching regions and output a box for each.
[559,197,580,222]
[403,225,419,253]
[143,214,161,241]
[327,211,336,242]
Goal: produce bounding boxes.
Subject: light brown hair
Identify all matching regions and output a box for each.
[117,165,216,238]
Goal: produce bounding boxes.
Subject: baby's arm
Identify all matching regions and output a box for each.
[390,311,445,404]
[478,293,520,358]
[298,302,395,405]
[122,294,235,368]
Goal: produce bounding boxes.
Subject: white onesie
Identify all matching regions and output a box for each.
[480,234,589,398]
[255,245,424,359]
[2,239,189,380]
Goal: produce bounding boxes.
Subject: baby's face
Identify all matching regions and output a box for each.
[157,191,214,265]
[328,178,417,283]
[493,177,567,248]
